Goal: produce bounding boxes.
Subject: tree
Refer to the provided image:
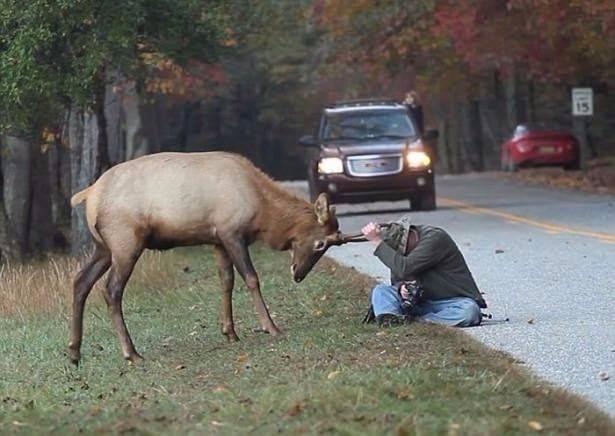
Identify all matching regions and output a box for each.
[192,0,325,178]
[0,0,228,258]
[314,0,615,171]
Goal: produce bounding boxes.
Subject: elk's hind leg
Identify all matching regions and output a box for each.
[103,244,144,363]
[221,237,282,336]
[214,246,239,341]
[69,244,112,364]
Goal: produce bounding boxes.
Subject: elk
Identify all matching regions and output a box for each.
[68,151,354,364]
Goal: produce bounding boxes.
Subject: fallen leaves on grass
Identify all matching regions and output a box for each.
[395,388,414,401]
[235,353,252,375]
[175,364,186,370]
[287,401,306,417]
[528,420,544,431]
[212,385,228,393]
[327,371,340,380]
[235,353,249,364]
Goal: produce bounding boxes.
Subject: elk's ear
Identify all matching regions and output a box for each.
[314,193,331,225]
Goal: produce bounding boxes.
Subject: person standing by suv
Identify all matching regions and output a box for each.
[403,91,424,136]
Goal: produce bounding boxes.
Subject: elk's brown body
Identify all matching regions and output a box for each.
[69,151,341,364]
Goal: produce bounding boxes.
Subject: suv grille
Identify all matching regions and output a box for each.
[347,154,403,177]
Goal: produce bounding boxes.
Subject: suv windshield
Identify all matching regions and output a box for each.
[322,109,416,141]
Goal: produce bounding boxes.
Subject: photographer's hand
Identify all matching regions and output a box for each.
[361,222,382,245]
[400,284,410,300]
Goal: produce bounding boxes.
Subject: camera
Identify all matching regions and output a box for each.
[400,280,424,312]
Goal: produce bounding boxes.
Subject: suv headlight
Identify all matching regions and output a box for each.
[318,157,344,174]
[407,151,431,168]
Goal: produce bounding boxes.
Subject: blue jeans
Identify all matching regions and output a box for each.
[370,283,481,327]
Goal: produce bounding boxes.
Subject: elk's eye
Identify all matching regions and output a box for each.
[313,240,327,251]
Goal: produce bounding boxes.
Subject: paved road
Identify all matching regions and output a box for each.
[287,174,615,415]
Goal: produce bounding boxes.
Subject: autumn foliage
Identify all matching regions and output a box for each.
[315,0,615,92]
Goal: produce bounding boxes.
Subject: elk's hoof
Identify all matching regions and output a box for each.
[126,353,144,365]
[224,331,240,342]
[68,347,81,366]
[268,327,284,337]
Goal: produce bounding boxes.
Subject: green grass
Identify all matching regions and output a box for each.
[0,246,612,435]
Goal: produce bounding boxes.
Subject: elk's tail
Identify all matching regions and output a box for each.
[70,186,91,207]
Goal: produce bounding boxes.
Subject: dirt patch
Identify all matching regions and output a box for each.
[502,157,615,195]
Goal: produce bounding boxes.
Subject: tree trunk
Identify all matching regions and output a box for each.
[504,72,526,131]
[48,132,71,250]
[140,96,162,154]
[438,117,452,173]
[0,135,33,261]
[124,80,150,159]
[69,102,109,255]
[469,98,485,171]
[105,70,125,165]
[527,80,536,123]
[448,105,463,173]
[431,101,452,173]
[28,144,55,253]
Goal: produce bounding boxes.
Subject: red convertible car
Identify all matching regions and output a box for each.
[500,124,580,171]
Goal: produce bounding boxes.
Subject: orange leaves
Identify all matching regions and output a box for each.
[139,49,227,100]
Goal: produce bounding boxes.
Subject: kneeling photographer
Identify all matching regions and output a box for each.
[362,217,486,327]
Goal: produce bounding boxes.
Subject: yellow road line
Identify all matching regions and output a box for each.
[439,197,615,244]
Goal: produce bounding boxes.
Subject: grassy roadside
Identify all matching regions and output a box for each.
[0,246,613,435]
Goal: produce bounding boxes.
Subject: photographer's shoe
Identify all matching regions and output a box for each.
[376,313,406,327]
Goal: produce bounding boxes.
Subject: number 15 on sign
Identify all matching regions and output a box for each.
[572,88,593,116]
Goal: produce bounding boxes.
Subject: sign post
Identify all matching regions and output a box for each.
[571,88,593,169]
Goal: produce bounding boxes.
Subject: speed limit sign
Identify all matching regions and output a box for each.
[572,88,593,116]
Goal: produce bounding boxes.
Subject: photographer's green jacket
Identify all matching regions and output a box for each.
[374,225,487,308]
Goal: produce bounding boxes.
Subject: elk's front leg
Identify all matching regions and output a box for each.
[213,246,239,341]
[221,237,282,336]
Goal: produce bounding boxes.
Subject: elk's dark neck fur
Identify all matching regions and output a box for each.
[253,178,316,251]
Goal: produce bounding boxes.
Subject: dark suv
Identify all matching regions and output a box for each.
[300,99,437,210]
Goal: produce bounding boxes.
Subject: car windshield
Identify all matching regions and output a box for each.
[322,109,416,141]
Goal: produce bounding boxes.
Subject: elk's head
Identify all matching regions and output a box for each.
[290,193,354,283]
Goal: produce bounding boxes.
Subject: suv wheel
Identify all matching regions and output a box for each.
[411,190,436,211]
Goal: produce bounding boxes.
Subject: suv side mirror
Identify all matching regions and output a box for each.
[299,135,318,147]
[423,129,439,141]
